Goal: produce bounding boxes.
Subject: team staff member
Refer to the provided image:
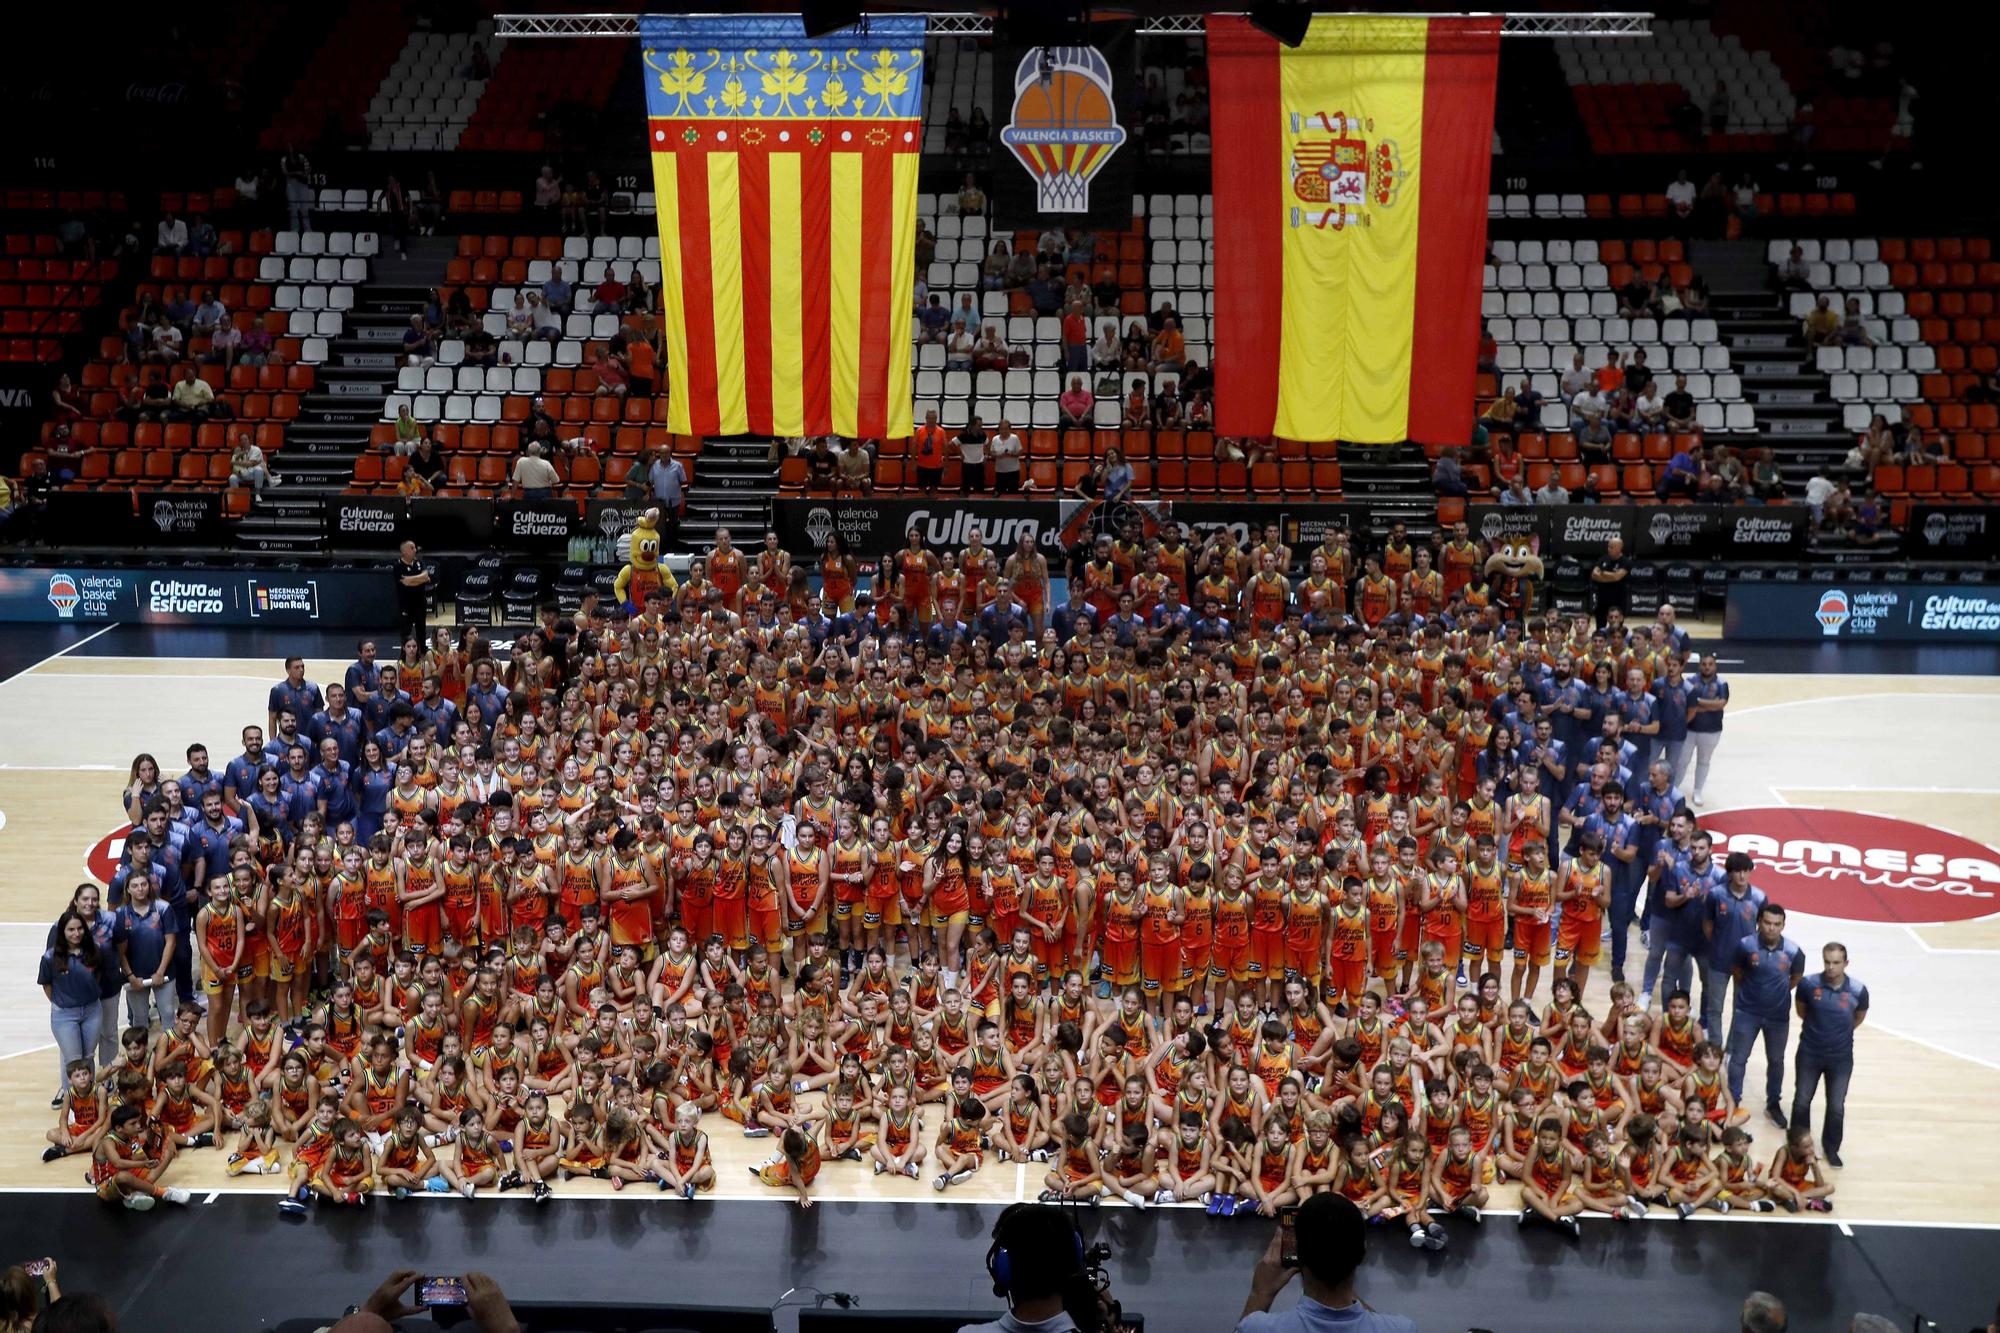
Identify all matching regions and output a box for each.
[267,657,323,739]
[1792,943,1866,1168]
[395,541,432,644]
[1700,852,1764,1040]
[1677,653,1729,807]
[1725,903,1804,1131]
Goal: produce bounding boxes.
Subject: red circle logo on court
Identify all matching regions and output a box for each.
[86,825,133,883]
[1703,807,2000,924]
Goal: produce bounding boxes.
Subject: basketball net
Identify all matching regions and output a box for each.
[1032,168,1090,213]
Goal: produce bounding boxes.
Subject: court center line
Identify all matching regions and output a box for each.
[1778,785,2000,795]
[1869,1018,2000,1075]
[0,623,118,689]
[1900,925,2000,958]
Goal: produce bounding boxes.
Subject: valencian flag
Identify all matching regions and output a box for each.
[640,15,924,438]
[1208,16,1499,445]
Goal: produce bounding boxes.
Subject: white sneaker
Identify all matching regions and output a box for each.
[1153,1188,1176,1205]
[903,1162,919,1178]
[1639,991,1653,1011]
[1691,792,1705,808]
[934,1174,950,1191]
[1408,1224,1428,1248]
[461,1181,476,1199]
[1123,1189,1147,1208]
[162,1187,192,1205]
[124,1193,158,1212]
[873,1160,886,1176]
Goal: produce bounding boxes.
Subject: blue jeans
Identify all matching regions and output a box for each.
[50,1002,102,1093]
[1641,936,1693,1000]
[126,978,176,1033]
[1791,1046,1854,1156]
[1608,875,1641,974]
[1726,1007,1789,1112]
[1700,960,1733,1038]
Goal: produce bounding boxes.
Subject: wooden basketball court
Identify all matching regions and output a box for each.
[2,630,1997,1227]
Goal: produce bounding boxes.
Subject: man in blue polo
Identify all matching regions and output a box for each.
[1726,901,1804,1131]
[267,656,323,737]
[1702,850,1765,1039]
[309,682,367,766]
[1792,941,1866,1168]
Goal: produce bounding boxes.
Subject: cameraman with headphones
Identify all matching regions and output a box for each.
[966,1203,1114,1333]
[1236,1194,1414,1333]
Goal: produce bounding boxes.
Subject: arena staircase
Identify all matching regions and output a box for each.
[1694,238,1851,494]
[683,440,777,553]
[235,237,455,554]
[1332,444,1445,541]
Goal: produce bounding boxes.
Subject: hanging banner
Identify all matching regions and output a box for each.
[993,28,1137,227]
[1207,14,1500,444]
[639,14,924,439]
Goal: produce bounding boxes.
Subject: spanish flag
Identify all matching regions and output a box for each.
[1208,16,1499,445]
[640,16,924,439]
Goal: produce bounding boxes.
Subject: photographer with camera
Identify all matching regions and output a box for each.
[967,1203,1119,1333]
[1235,1195,1414,1333]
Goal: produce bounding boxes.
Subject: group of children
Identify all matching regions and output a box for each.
[51,515,1817,1233]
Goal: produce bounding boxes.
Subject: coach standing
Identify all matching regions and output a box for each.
[394,541,431,642]
[1792,942,1866,1168]
[1725,901,1805,1132]
[1679,653,1729,807]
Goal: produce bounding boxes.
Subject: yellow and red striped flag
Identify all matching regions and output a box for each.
[641,16,924,438]
[1208,15,1500,445]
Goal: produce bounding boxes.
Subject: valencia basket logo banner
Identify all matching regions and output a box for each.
[1207,15,1499,445]
[993,27,1137,226]
[640,15,924,439]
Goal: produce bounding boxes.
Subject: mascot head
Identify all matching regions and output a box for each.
[629,508,663,573]
[1484,534,1543,580]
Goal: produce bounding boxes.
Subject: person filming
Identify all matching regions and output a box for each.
[1235,1194,1414,1333]
[966,1202,1108,1333]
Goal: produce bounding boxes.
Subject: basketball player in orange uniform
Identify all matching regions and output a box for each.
[1508,840,1557,1002]
[894,528,939,627]
[1326,878,1371,1009]
[1554,833,1610,997]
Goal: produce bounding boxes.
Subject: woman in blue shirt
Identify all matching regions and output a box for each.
[350,739,396,844]
[123,753,162,825]
[1477,723,1523,802]
[39,911,113,1105]
[47,886,120,1072]
[1101,447,1134,505]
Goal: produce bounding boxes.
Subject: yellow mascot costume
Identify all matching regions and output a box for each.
[613,508,676,612]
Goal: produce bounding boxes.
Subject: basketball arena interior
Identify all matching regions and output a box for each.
[0,3,1996,1331]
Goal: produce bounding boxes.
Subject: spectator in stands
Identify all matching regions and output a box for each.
[1617,275,1656,320]
[392,403,426,455]
[1571,383,1606,431]
[406,434,448,494]
[1751,447,1785,501]
[1122,383,1150,429]
[1480,387,1518,439]
[1511,378,1544,432]
[1804,470,1838,525]
[957,173,986,217]
[625,271,654,315]
[1214,435,1268,469]
[1664,374,1697,432]
[402,314,437,367]
[533,166,561,216]
[1533,470,1571,505]
[1100,446,1134,503]
[506,290,534,340]
[990,418,1024,494]
[1433,447,1468,498]
[1038,225,1067,260]
[1092,320,1121,371]
[1696,172,1729,235]
[559,178,586,234]
[543,267,575,316]
[955,415,988,493]
[416,170,445,234]
[1898,423,1943,465]
[835,439,873,495]
[912,222,936,271]
[168,367,214,424]
[805,438,837,492]
[154,211,188,255]
[1658,439,1705,500]
[445,288,477,337]
[280,143,313,232]
[1578,409,1614,463]
[1560,351,1593,400]
[1182,358,1213,399]
[1186,390,1213,428]
[917,295,950,344]
[626,320,658,398]
[974,324,1010,372]
[1712,444,1750,500]
[590,271,627,316]
[1121,319,1149,371]
[1061,303,1091,372]
[380,174,412,258]
[240,322,274,368]
[512,441,560,500]
[523,415,563,461]
[592,345,629,397]
[913,411,949,494]
[1967,367,2000,405]
[1678,276,1710,316]
[228,432,274,492]
[1491,433,1521,489]
[938,293,972,336]
[946,322,976,371]
[1066,225,1097,265]
[48,374,81,422]
[981,240,1010,290]
[1839,297,1876,348]
[1476,322,1497,373]
[1498,474,1532,506]
[205,320,242,370]
[1665,169,1697,219]
[1154,379,1183,428]
[1625,351,1655,396]
[528,291,562,343]
[117,378,161,426]
[1803,295,1841,346]
[1596,349,1624,393]
[1850,489,1890,544]
[1150,318,1186,374]
[1005,246,1037,289]
[966,105,992,146]
[145,316,182,366]
[1778,245,1812,289]
[1026,264,1063,316]
[1060,376,1093,427]
[190,216,219,259]
[1634,381,1666,433]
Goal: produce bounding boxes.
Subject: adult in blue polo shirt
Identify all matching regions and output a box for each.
[344,638,382,707]
[361,663,412,736]
[264,709,310,766]
[1702,851,1767,1039]
[411,674,462,746]
[1792,941,1867,1168]
[112,866,177,1032]
[1679,652,1729,807]
[309,737,358,831]
[1612,666,1660,783]
[1585,783,1642,981]
[308,682,367,766]
[1726,901,1804,1129]
[175,743,222,811]
[222,725,269,808]
[267,656,323,738]
[462,658,510,739]
[1650,658,1692,792]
